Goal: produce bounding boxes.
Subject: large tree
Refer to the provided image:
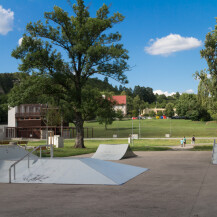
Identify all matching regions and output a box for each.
[175,93,197,116]
[11,0,129,148]
[194,19,217,119]
[133,86,156,104]
[165,103,174,117]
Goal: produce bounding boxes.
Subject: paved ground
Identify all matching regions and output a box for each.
[0,151,216,217]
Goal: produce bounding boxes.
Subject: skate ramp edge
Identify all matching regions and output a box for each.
[92,144,136,160]
[11,158,148,185]
[0,145,38,161]
[213,141,217,164]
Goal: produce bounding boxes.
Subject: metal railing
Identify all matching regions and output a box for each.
[15,112,41,117]
[9,144,53,183]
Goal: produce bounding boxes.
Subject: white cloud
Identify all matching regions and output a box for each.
[18,37,23,46]
[0,5,14,35]
[145,34,202,56]
[207,74,211,79]
[154,89,195,96]
[154,90,176,97]
[184,89,194,94]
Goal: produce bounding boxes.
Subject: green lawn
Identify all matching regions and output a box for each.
[25,138,215,157]
[191,145,213,151]
[9,119,217,157]
[77,119,217,138]
[27,139,173,157]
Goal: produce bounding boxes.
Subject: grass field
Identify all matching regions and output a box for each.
[25,138,215,157]
[9,119,217,157]
[79,119,217,138]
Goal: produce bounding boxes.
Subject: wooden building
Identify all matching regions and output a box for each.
[7,104,93,139]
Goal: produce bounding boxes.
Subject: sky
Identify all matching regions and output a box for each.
[0,0,217,96]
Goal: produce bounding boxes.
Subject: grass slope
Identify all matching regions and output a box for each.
[81,119,217,138]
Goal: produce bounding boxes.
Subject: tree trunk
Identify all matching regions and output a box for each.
[74,116,85,148]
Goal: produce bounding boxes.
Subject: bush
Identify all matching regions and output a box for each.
[149,111,156,117]
[186,108,211,121]
[115,109,124,120]
[157,111,163,116]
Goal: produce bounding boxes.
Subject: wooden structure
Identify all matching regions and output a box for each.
[6,126,93,139]
[7,104,93,139]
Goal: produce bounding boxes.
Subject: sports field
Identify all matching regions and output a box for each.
[82,119,217,138]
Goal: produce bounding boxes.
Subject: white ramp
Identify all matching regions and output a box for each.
[8,158,148,185]
[92,144,136,160]
[0,145,38,183]
[212,140,217,164]
[0,145,148,185]
[0,145,38,161]
[0,159,37,183]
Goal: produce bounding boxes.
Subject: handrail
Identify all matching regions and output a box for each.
[9,144,53,183]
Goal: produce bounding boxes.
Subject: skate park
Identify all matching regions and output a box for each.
[0,149,217,217]
[0,144,147,185]
[2,0,217,216]
[0,140,217,217]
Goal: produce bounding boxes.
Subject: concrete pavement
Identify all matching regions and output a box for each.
[0,151,216,217]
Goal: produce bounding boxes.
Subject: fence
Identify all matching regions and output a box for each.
[6,127,93,139]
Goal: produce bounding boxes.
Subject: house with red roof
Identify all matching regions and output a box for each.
[111,95,127,116]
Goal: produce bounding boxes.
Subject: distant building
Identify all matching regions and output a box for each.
[7,104,92,139]
[111,95,127,116]
[142,107,177,116]
[8,104,48,138]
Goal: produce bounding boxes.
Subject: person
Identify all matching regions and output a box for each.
[183,137,186,147]
[191,136,195,145]
[180,138,183,147]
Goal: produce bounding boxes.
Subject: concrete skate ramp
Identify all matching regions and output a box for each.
[0,145,38,161]
[0,159,37,183]
[92,144,136,160]
[4,158,148,185]
[212,141,217,164]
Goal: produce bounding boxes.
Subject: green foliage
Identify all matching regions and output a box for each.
[0,73,17,94]
[96,98,116,129]
[115,109,124,120]
[0,73,21,123]
[195,19,217,119]
[10,0,129,148]
[165,103,174,117]
[149,110,156,117]
[41,106,62,126]
[133,86,156,103]
[8,73,54,106]
[157,111,163,116]
[86,78,119,94]
[176,93,197,116]
[127,95,147,116]
[0,94,8,123]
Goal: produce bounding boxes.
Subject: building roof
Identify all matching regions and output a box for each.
[112,95,126,105]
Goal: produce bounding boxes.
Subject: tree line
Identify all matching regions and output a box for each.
[0,71,211,123]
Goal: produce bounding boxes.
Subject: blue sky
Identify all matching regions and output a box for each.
[0,0,217,96]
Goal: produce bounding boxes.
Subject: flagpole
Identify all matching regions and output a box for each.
[132,117,134,146]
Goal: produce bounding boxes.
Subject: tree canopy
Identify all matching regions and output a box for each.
[10,0,129,148]
[195,18,217,120]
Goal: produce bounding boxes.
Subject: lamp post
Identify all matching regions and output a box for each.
[132,116,134,146]
[139,109,141,139]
